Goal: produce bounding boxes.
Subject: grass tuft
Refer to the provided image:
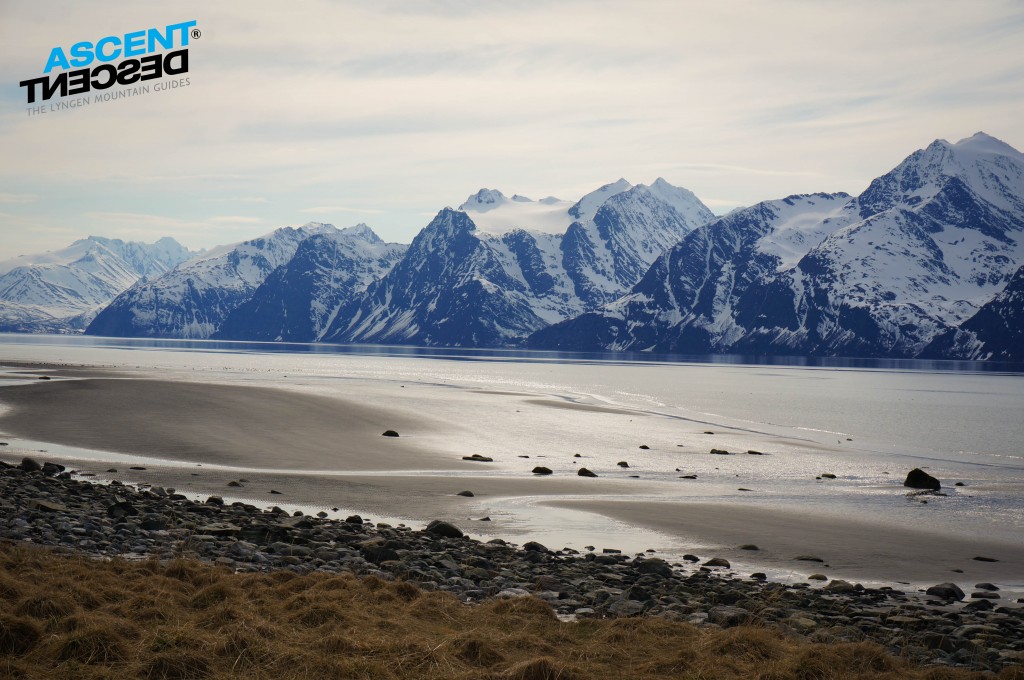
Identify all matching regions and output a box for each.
[142,650,212,679]
[55,625,128,664]
[0,614,42,655]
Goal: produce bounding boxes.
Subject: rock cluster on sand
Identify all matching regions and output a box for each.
[1,461,1022,672]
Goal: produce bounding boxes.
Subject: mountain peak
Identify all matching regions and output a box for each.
[460,188,508,213]
[298,221,338,235]
[951,131,1023,159]
[340,223,382,243]
[569,179,634,221]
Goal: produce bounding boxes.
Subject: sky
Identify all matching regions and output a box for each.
[1,0,1023,259]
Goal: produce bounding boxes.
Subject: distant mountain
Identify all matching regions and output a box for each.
[320,179,714,347]
[529,133,1024,358]
[214,225,406,342]
[920,263,1024,362]
[86,224,336,338]
[0,236,192,333]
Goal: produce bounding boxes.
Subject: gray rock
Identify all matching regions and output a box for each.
[635,558,673,578]
[608,598,645,616]
[904,468,941,490]
[425,520,463,539]
[19,458,41,472]
[707,606,749,627]
[27,499,67,512]
[925,582,966,601]
[703,557,730,568]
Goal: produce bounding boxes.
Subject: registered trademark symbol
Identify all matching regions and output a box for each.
[191,28,201,39]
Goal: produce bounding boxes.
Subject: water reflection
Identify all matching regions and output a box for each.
[1,332,1021,374]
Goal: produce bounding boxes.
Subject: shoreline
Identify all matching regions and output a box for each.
[2,460,1022,673]
[0,367,1021,598]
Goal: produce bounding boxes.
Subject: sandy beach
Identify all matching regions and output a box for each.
[0,362,1021,597]
[0,376,461,472]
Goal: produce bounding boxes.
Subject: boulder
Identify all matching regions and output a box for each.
[617,461,629,468]
[707,606,749,627]
[703,557,730,568]
[925,582,965,601]
[635,558,673,578]
[710,448,730,455]
[462,454,493,462]
[345,515,364,524]
[27,499,66,512]
[456,490,475,497]
[19,458,41,472]
[41,462,65,476]
[638,444,650,450]
[577,468,598,478]
[531,466,553,475]
[523,541,549,553]
[739,544,759,551]
[425,520,464,539]
[825,579,858,593]
[904,468,940,490]
[381,430,400,437]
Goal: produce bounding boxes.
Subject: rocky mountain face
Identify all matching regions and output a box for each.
[86,224,338,339]
[529,133,1024,360]
[0,236,192,333]
[320,180,714,347]
[920,263,1024,362]
[214,226,407,342]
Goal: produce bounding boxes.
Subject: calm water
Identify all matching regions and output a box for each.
[3,333,1022,465]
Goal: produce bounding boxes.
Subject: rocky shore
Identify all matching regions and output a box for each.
[2,459,1022,673]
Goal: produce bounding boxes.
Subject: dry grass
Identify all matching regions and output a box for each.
[0,544,1017,679]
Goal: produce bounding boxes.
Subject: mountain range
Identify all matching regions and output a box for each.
[5,132,1021,362]
[0,236,192,333]
[528,133,1024,360]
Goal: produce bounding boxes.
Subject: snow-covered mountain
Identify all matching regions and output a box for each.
[529,133,1024,358]
[213,225,406,342]
[0,236,192,333]
[86,224,337,338]
[920,263,1024,362]
[319,180,714,347]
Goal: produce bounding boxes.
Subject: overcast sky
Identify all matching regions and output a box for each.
[1,0,1022,259]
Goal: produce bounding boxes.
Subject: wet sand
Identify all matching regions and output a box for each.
[0,377,466,472]
[546,499,1024,585]
[1,369,1021,592]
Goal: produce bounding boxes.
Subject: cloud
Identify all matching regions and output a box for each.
[299,206,384,215]
[0,193,36,204]
[0,0,1021,254]
[208,215,264,225]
